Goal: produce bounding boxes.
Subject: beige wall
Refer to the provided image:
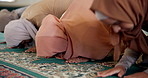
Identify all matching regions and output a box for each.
[0,0,41,7]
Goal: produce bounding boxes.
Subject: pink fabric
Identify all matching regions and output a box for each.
[36,15,67,57]
[36,0,114,60]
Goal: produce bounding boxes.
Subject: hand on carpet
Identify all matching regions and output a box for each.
[55,53,65,60]
[65,57,90,63]
[97,65,126,77]
[25,47,36,52]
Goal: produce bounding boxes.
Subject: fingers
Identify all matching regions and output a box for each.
[97,68,120,77]
[112,25,121,33]
[97,66,125,77]
[65,58,80,63]
[118,69,125,77]
[65,57,89,63]
[25,49,35,52]
[25,47,36,52]
[65,59,77,63]
[118,66,126,77]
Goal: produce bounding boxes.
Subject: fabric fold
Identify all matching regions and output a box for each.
[4,19,37,47]
[36,0,115,60]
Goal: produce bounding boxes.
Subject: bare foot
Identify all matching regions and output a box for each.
[66,57,90,63]
[25,47,36,52]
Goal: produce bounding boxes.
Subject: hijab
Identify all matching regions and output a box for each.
[36,0,115,60]
[91,0,148,54]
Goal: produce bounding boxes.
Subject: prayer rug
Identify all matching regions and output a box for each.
[0,64,34,78]
[0,33,142,78]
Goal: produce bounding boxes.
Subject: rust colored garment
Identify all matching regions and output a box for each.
[91,0,148,55]
[36,0,115,60]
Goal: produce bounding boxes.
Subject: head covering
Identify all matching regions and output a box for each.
[0,9,19,32]
[95,10,108,20]
[36,0,114,60]
[91,0,148,54]
[21,0,73,28]
[4,19,37,47]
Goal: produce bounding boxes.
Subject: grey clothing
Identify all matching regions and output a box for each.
[13,6,27,17]
[115,48,148,74]
[0,7,27,32]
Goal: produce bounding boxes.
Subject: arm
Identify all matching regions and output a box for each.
[97,48,141,77]
[144,69,148,74]
[115,48,141,70]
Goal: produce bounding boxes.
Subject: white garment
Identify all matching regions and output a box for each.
[95,10,108,20]
[4,19,37,47]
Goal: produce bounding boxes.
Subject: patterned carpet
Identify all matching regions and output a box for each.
[0,33,142,78]
[0,64,34,78]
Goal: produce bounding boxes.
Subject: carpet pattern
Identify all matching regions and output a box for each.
[0,64,34,78]
[0,33,119,78]
[0,50,117,78]
[0,32,143,78]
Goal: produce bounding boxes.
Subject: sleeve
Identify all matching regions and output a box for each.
[144,69,148,74]
[115,48,141,71]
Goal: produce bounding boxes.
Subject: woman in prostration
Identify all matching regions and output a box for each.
[91,0,148,77]
[4,0,73,52]
[35,0,123,63]
[0,7,26,32]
